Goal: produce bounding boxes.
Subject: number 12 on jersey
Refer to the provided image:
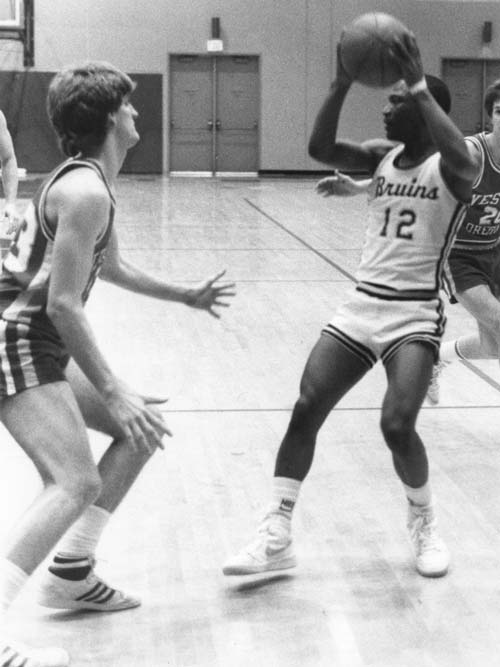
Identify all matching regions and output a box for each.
[380,207,416,240]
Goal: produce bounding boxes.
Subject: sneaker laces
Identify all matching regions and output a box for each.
[250,511,291,552]
[429,361,445,387]
[409,512,441,554]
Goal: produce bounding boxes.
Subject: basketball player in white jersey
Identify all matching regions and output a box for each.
[426,80,500,403]
[223,32,477,579]
[0,62,234,667]
[0,109,20,234]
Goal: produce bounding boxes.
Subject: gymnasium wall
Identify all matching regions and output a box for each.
[3,0,500,173]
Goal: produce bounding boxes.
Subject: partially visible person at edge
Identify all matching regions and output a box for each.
[0,109,20,235]
[427,79,500,403]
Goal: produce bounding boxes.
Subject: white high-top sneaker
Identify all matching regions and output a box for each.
[407,502,450,577]
[223,512,296,575]
[426,360,448,405]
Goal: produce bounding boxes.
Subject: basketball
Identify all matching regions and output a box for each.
[339,12,409,88]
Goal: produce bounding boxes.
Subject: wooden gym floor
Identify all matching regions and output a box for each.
[1,175,500,666]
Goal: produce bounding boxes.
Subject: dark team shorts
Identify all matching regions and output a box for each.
[0,320,70,397]
[443,245,500,303]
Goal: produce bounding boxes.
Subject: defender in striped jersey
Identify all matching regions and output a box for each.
[223,32,477,579]
[427,80,500,403]
[0,62,234,666]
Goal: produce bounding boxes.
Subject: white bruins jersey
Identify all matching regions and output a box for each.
[356,145,467,300]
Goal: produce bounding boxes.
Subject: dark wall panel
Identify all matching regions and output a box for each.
[123,74,163,174]
[0,71,162,174]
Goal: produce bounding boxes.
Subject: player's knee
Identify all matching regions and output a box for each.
[291,390,325,432]
[61,468,102,509]
[380,410,415,450]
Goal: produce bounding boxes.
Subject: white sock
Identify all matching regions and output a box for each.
[440,340,464,363]
[404,482,432,507]
[0,559,29,615]
[55,505,110,559]
[271,477,301,519]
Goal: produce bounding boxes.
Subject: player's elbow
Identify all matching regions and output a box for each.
[463,154,480,183]
[99,260,121,284]
[308,138,331,165]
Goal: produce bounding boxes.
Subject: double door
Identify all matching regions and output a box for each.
[443,59,500,135]
[169,54,259,175]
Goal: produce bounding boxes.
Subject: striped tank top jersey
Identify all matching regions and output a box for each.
[356,145,467,300]
[452,132,500,251]
[0,158,115,395]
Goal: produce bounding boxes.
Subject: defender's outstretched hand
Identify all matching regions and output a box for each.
[186,269,236,318]
[316,171,370,197]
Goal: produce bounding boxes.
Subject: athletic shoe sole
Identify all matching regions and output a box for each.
[222,554,297,575]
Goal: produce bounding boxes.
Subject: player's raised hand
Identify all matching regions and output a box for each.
[389,30,424,89]
[335,42,353,87]
[185,269,236,318]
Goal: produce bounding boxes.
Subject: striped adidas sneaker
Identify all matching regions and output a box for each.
[0,642,70,667]
[37,563,141,612]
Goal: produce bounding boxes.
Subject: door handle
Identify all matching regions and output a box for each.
[207,120,214,130]
[215,119,221,130]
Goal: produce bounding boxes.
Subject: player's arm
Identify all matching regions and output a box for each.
[392,32,478,199]
[47,174,123,396]
[100,228,235,318]
[47,172,170,451]
[0,111,19,232]
[308,45,394,174]
[465,137,482,177]
[316,171,372,197]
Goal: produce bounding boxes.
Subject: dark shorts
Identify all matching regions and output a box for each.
[0,320,70,397]
[443,246,500,303]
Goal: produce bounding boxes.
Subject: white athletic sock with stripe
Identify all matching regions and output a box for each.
[270,477,301,520]
[50,505,110,580]
[440,339,465,363]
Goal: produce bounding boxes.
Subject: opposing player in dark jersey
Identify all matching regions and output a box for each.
[0,62,234,667]
[427,79,500,403]
[223,33,476,579]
